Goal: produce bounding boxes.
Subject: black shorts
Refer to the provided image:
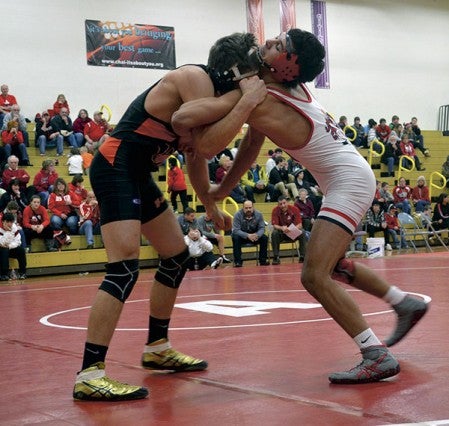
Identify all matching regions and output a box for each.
[90,141,168,225]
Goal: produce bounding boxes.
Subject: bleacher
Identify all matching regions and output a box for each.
[11,127,449,276]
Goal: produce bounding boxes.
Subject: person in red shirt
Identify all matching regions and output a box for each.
[33,159,59,207]
[375,118,391,143]
[393,176,412,214]
[83,111,111,153]
[79,191,101,249]
[271,195,307,264]
[411,175,430,212]
[400,133,425,171]
[1,155,30,192]
[68,174,88,209]
[384,204,408,250]
[22,194,56,251]
[0,84,17,124]
[72,109,92,136]
[167,157,188,213]
[1,121,31,166]
[52,93,70,116]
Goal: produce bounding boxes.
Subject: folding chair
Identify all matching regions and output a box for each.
[398,212,431,252]
[413,213,449,251]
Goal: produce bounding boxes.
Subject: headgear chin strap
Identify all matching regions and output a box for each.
[209,47,263,94]
[267,33,301,83]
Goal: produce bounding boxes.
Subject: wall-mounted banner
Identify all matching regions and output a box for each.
[85,20,176,70]
[310,1,330,89]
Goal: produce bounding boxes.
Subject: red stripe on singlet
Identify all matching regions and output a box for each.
[98,137,122,165]
[135,118,176,141]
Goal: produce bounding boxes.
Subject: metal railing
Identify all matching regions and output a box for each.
[438,105,449,132]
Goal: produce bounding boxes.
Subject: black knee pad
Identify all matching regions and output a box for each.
[99,259,139,302]
[155,247,190,289]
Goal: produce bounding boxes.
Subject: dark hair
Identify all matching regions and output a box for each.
[208,32,259,93]
[284,28,325,86]
[6,201,19,211]
[275,156,285,165]
[168,157,178,168]
[8,178,20,189]
[278,195,288,202]
[184,207,196,215]
[71,174,84,185]
[368,119,377,127]
[2,212,15,222]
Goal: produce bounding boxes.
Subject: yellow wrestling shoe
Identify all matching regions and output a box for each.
[73,362,148,401]
[141,338,208,372]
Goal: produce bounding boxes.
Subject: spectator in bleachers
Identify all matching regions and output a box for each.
[79,191,101,249]
[241,160,278,202]
[22,194,56,252]
[230,138,241,159]
[384,204,408,250]
[67,147,84,176]
[0,178,28,213]
[366,200,388,240]
[294,188,315,232]
[265,147,282,176]
[1,104,30,148]
[381,132,401,177]
[2,200,26,250]
[197,212,231,263]
[410,117,430,157]
[269,156,298,200]
[177,207,198,235]
[403,121,429,158]
[33,159,58,207]
[84,110,112,153]
[231,200,269,267]
[1,120,32,166]
[375,118,391,144]
[0,84,17,126]
[271,195,307,264]
[68,174,88,209]
[432,193,449,231]
[1,155,31,193]
[352,116,366,148]
[379,182,395,207]
[184,227,222,270]
[215,155,247,203]
[399,133,425,171]
[48,178,79,248]
[52,94,70,116]
[389,115,400,130]
[51,107,83,148]
[167,156,188,213]
[73,109,92,138]
[411,176,430,212]
[293,168,322,213]
[79,146,93,176]
[366,118,378,149]
[35,110,64,156]
[0,212,27,280]
[393,177,412,214]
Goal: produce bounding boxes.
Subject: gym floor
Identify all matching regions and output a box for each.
[1,252,448,425]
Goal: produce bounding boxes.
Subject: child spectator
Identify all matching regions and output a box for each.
[79,146,93,175]
[33,159,58,207]
[184,227,222,270]
[384,204,408,250]
[167,157,188,213]
[1,200,26,250]
[79,191,101,249]
[22,195,57,252]
[0,212,27,280]
[67,147,83,176]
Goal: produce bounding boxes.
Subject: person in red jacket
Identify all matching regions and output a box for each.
[399,133,425,171]
[68,174,88,209]
[411,175,430,212]
[48,178,79,248]
[167,157,188,213]
[1,155,31,192]
[22,194,56,251]
[393,176,412,214]
[1,120,31,166]
[33,159,59,207]
[52,93,70,116]
[271,195,307,264]
[384,204,408,250]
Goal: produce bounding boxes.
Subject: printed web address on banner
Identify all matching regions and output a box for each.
[101,59,165,67]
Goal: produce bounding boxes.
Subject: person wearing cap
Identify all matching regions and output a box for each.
[411,176,430,212]
[399,133,425,171]
[83,110,112,153]
[35,110,64,156]
[384,204,408,250]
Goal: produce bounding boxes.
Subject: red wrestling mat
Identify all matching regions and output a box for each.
[1,252,448,425]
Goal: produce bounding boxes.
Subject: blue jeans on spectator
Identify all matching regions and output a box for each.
[65,132,84,148]
[50,214,79,235]
[4,143,29,163]
[37,134,64,155]
[396,200,411,214]
[38,187,54,208]
[386,228,408,249]
[414,200,428,212]
[79,220,101,246]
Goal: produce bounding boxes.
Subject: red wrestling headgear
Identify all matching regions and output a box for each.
[267,33,301,83]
